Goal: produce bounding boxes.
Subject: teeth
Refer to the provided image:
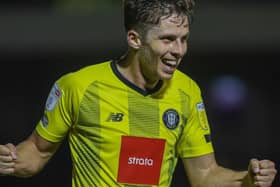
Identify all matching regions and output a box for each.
[163,60,177,66]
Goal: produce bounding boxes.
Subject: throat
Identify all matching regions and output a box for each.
[142,76,161,91]
[116,61,161,91]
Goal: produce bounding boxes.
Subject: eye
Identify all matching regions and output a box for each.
[162,39,172,44]
[181,36,187,42]
[181,33,190,42]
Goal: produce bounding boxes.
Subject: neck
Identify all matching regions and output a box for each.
[116,51,160,91]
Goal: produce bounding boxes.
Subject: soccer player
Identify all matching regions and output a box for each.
[0,0,277,186]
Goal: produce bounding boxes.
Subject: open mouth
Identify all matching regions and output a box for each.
[162,59,177,68]
[161,59,178,74]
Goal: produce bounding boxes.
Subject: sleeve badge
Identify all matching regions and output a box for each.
[45,83,62,111]
[196,102,209,130]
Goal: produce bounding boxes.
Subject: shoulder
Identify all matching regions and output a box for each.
[57,61,111,88]
[172,69,201,95]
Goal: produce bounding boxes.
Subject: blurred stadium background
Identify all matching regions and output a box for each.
[0,0,279,186]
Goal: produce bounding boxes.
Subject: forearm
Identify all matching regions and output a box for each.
[185,154,276,187]
[199,166,250,187]
[184,154,254,187]
[13,137,54,178]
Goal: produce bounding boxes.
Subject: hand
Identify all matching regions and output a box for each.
[248,158,277,187]
[0,143,17,176]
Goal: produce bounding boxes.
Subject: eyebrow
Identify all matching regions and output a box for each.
[158,32,190,40]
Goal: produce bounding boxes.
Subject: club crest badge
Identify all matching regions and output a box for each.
[45,83,62,111]
[162,109,180,130]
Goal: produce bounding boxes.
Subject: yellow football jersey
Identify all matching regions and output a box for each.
[36,61,214,187]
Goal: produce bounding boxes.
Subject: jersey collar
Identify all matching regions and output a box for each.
[111,61,163,96]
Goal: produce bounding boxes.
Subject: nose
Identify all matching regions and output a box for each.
[170,40,186,58]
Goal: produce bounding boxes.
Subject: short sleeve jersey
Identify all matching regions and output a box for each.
[36,61,214,187]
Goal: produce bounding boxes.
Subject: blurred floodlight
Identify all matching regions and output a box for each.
[209,75,248,112]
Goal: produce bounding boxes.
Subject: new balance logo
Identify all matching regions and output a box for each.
[106,113,124,122]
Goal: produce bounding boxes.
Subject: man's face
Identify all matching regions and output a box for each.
[138,14,189,82]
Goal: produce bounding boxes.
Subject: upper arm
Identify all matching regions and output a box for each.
[182,153,218,187]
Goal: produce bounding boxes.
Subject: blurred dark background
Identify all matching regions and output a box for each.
[0,0,279,186]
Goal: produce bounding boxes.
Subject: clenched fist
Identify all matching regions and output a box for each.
[0,143,17,175]
[247,158,277,187]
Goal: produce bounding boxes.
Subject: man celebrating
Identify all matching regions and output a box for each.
[0,0,277,186]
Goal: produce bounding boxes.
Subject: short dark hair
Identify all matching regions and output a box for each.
[123,0,195,34]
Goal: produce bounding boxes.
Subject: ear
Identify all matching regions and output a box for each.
[127,30,142,49]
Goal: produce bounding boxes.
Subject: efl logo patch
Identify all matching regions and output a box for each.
[117,136,166,186]
[45,83,62,111]
[196,102,209,130]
